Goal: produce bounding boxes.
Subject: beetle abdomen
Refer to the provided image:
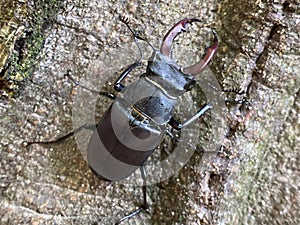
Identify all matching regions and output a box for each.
[87,103,164,181]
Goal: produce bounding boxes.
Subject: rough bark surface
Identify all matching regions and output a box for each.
[1,0,299,225]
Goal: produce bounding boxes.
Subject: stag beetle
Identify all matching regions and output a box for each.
[86,16,218,224]
[28,16,219,224]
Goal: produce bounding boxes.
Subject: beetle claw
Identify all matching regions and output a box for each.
[212,29,218,42]
[119,15,130,26]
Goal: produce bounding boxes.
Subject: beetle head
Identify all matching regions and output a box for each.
[142,18,217,98]
[145,50,196,97]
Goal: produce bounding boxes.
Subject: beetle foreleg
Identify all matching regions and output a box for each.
[114,16,149,92]
[119,15,145,42]
[182,30,218,75]
[168,104,212,130]
[114,61,141,92]
[221,88,249,105]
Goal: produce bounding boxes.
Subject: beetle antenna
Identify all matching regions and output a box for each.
[119,15,155,54]
[221,87,245,95]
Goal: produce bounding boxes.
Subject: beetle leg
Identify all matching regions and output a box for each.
[182,31,218,75]
[119,15,146,42]
[160,18,201,58]
[65,71,116,99]
[168,104,212,130]
[114,61,141,92]
[114,16,146,92]
[115,166,148,225]
[140,165,148,209]
[25,123,97,146]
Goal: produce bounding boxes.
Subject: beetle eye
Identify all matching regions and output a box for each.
[184,80,196,91]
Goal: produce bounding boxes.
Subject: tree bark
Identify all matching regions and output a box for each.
[1,0,299,224]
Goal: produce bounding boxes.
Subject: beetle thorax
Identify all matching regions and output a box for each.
[144,51,195,97]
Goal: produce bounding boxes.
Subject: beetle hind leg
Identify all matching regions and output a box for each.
[115,166,148,224]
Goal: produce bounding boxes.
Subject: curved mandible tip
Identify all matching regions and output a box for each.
[182,30,219,76]
[160,18,201,59]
